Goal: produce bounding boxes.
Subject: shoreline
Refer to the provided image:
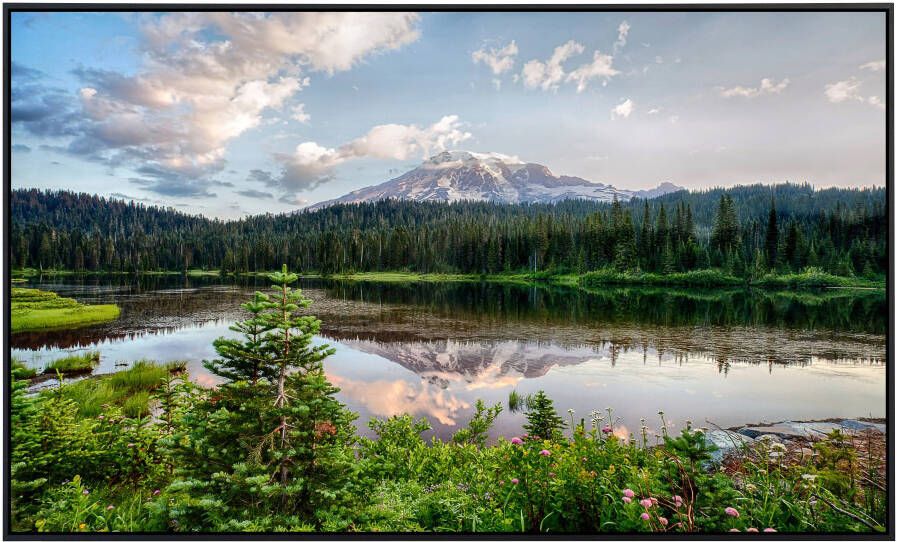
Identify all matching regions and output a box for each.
[11,268,885,291]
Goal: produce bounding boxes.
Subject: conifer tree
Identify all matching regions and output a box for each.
[169,265,357,528]
[765,197,778,270]
[522,390,566,440]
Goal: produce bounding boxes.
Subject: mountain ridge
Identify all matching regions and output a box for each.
[307,151,683,210]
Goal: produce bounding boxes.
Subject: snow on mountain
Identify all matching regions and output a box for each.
[307,151,682,210]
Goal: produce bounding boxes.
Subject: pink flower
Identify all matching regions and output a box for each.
[511,478,519,485]
[539,449,551,456]
[650,497,658,505]
[674,495,683,507]
[640,498,653,509]
[659,517,668,526]
[152,489,161,496]
[82,489,90,495]
[746,528,759,533]
[763,528,777,533]
[510,437,523,445]
[725,507,740,518]
[106,505,115,511]
[640,513,650,521]
[602,425,613,434]
[729,528,741,532]
[622,496,632,504]
[622,488,635,498]
[97,415,105,420]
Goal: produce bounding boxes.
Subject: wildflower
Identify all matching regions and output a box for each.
[106,505,115,511]
[97,415,105,420]
[82,489,90,496]
[640,498,653,509]
[602,425,613,434]
[79,523,87,530]
[510,437,523,445]
[640,513,650,521]
[622,496,632,504]
[540,449,551,456]
[127,443,135,448]
[725,507,740,518]
[729,528,740,532]
[658,517,668,526]
[650,497,658,505]
[622,488,635,498]
[511,478,519,485]
[746,528,758,532]
[674,495,683,507]
[152,489,161,496]
[763,528,777,532]
[801,474,817,482]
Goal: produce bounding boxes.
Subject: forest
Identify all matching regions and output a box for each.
[9,183,887,283]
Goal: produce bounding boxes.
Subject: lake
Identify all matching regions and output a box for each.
[12,275,886,441]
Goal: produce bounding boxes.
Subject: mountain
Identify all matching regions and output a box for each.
[308,151,682,209]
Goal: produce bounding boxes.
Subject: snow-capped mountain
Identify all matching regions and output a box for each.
[307,151,682,209]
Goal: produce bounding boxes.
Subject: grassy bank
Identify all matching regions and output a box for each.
[42,352,101,376]
[11,288,121,332]
[56,360,186,418]
[12,267,883,290]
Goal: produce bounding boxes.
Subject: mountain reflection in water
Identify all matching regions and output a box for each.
[12,275,886,440]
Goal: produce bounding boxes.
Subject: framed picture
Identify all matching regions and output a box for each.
[4,2,892,538]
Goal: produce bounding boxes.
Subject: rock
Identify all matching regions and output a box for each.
[839,419,886,433]
[704,430,754,461]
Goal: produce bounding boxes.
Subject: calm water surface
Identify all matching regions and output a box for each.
[12,275,887,440]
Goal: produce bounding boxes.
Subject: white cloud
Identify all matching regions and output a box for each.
[566,51,620,92]
[647,107,661,115]
[472,40,518,75]
[824,77,864,103]
[521,40,585,91]
[613,21,630,53]
[276,115,471,191]
[859,59,885,72]
[719,77,789,98]
[291,103,310,124]
[68,12,420,196]
[824,78,885,110]
[611,98,634,119]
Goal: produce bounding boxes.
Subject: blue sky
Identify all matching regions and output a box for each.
[11,11,887,217]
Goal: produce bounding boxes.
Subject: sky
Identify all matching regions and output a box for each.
[10,10,887,218]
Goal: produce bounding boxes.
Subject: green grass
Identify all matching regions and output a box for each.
[751,268,884,289]
[43,352,100,376]
[58,360,186,418]
[11,358,37,379]
[580,268,744,288]
[11,287,120,332]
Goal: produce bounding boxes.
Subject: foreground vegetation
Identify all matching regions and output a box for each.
[11,288,120,332]
[10,269,886,534]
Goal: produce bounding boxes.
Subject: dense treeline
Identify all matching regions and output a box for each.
[10,183,887,278]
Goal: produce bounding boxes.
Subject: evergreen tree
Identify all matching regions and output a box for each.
[522,390,566,440]
[169,265,357,528]
[765,197,778,270]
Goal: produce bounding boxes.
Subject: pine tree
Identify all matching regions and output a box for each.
[765,197,778,270]
[522,390,566,440]
[169,265,357,528]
